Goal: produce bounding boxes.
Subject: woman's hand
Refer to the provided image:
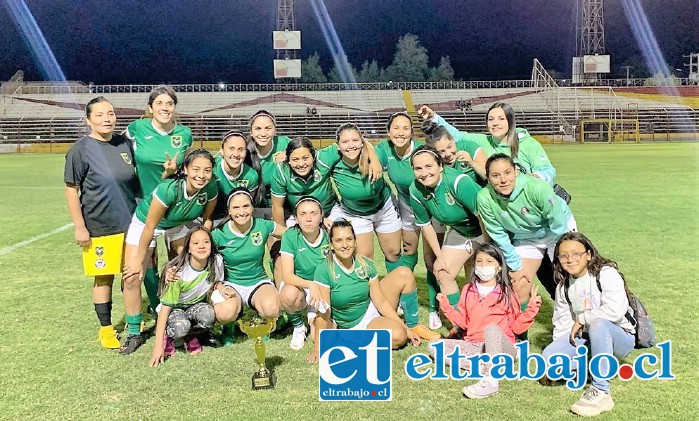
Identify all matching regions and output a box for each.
[219,284,237,300]
[433,257,451,278]
[569,320,584,347]
[323,217,333,231]
[530,284,542,306]
[454,151,474,166]
[308,283,324,309]
[163,151,179,177]
[123,258,144,281]
[274,152,287,164]
[149,343,165,367]
[74,227,91,248]
[509,269,529,288]
[417,105,435,121]
[164,267,180,283]
[406,327,421,347]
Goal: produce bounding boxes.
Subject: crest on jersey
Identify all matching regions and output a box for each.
[313,171,321,182]
[238,179,249,188]
[355,266,367,279]
[445,192,455,206]
[120,153,132,165]
[197,193,208,205]
[321,244,331,258]
[251,231,263,246]
[171,135,183,148]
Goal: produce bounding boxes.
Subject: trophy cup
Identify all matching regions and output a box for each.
[238,317,277,390]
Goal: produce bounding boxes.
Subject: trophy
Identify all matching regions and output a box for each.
[238,317,277,390]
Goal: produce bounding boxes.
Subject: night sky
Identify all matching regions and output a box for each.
[0,0,697,84]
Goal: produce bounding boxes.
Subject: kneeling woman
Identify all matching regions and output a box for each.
[308,220,425,363]
[211,188,287,340]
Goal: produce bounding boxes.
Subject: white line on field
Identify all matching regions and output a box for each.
[0,223,73,256]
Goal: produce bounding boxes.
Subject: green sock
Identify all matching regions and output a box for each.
[517,300,530,340]
[385,256,402,273]
[447,292,461,311]
[400,290,420,328]
[426,272,439,312]
[288,311,304,328]
[400,253,418,270]
[143,267,160,311]
[125,313,142,336]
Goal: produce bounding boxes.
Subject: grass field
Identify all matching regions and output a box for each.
[0,143,697,420]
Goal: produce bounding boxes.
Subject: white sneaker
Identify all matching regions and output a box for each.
[428,312,443,330]
[289,325,307,350]
[570,386,614,417]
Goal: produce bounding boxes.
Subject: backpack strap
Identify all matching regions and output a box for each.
[595,270,637,327]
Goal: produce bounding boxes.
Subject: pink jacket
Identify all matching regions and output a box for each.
[437,283,541,343]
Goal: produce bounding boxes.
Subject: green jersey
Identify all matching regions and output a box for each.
[258,135,291,207]
[314,256,379,329]
[477,173,573,271]
[409,167,482,237]
[212,155,260,220]
[213,218,276,286]
[433,114,556,185]
[159,255,224,308]
[332,159,391,216]
[127,118,193,197]
[270,145,340,215]
[375,139,424,202]
[134,178,217,229]
[280,228,331,281]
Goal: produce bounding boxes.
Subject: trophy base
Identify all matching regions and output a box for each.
[252,369,276,390]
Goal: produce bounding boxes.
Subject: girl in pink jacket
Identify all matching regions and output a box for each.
[433,242,542,399]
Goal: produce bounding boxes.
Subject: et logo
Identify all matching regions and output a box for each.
[318,330,392,401]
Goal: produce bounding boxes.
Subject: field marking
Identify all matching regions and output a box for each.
[0,223,73,256]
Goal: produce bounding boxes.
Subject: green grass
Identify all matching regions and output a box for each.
[0,143,697,420]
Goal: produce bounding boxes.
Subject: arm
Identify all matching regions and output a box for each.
[537,182,571,237]
[368,277,403,323]
[551,284,575,340]
[521,134,556,185]
[149,304,171,367]
[510,285,542,334]
[471,148,487,179]
[64,185,91,248]
[410,188,448,270]
[477,192,522,271]
[431,113,462,143]
[271,196,287,227]
[307,284,332,364]
[201,196,217,230]
[270,164,288,227]
[363,140,383,182]
[280,253,324,308]
[270,222,287,239]
[436,289,469,329]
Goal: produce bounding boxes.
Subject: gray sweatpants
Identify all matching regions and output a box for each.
[166,302,216,339]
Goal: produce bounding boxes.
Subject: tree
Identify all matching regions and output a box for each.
[385,34,430,82]
[326,54,358,83]
[644,71,680,87]
[300,52,327,83]
[358,59,383,83]
[428,56,454,82]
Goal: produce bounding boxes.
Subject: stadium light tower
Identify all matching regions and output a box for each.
[277,0,296,60]
[273,0,301,82]
[573,0,609,84]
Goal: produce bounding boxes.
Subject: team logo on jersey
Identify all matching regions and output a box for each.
[321,244,331,258]
[120,153,132,165]
[445,192,455,206]
[238,179,249,188]
[95,246,104,257]
[313,171,322,182]
[171,135,183,148]
[197,193,208,205]
[521,207,529,216]
[251,231,263,246]
[355,266,368,279]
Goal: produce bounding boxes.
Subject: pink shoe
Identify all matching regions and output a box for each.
[164,336,175,357]
[185,336,202,355]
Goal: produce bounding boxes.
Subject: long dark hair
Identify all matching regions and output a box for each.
[286,136,317,180]
[85,96,111,118]
[487,103,518,158]
[421,120,454,147]
[553,232,627,299]
[158,226,219,295]
[464,242,515,311]
[386,111,413,143]
[173,148,215,180]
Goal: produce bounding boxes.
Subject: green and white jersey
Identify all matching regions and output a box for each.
[409,167,482,237]
[331,159,391,216]
[159,255,224,308]
[258,135,291,207]
[452,139,484,184]
[126,118,193,197]
[432,114,556,185]
[212,155,260,220]
[212,218,276,286]
[375,139,424,202]
[314,256,379,329]
[280,228,331,281]
[134,178,217,229]
[477,173,573,271]
[271,145,340,215]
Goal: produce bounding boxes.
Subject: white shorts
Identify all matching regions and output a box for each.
[125,215,188,248]
[340,302,381,330]
[285,215,297,228]
[224,279,275,308]
[514,216,578,261]
[254,207,273,220]
[327,198,402,235]
[397,196,417,232]
[443,229,483,251]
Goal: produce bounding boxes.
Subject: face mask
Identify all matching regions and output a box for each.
[475,265,498,281]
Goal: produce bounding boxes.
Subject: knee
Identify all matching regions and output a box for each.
[255,297,281,319]
[402,238,418,255]
[168,315,191,339]
[194,304,216,329]
[392,267,415,287]
[122,274,142,291]
[279,286,304,308]
[384,246,401,262]
[391,328,407,349]
[215,300,240,323]
[587,318,613,339]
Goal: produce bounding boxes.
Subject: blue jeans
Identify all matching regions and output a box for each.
[542,318,635,392]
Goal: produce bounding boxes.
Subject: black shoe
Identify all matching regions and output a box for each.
[119,335,144,355]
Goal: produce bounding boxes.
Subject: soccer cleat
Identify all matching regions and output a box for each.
[119,335,144,355]
[428,312,443,330]
[570,386,614,417]
[289,325,308,350]
[185,336,202,355]
[164,336,175,357]
[463,380,499,399]
[97,326,120,349]
[411,324,442,340]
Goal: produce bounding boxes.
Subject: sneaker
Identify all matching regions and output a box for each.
[570,386,614,417]
[411,324,442,340]
[164,336,175,357]
[97,326,120,349]
[185,336,203,355]
[463,380,499,399]
[119,335,144,355]
[428,312,443,330]
[289,325,308,350]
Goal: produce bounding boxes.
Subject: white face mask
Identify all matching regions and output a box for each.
[475,265,498,281]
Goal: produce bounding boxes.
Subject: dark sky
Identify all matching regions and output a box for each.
[0,0,697,84]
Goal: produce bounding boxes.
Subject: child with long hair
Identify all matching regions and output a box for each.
[542,232,635,417]
[149,227,221,367]
[432,242,541,399]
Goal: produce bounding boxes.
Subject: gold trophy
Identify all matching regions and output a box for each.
[238,317,277,390]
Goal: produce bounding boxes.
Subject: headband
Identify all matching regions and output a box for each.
[411,148,441,164]
[249,111,276,127]
[226,189,254,208]
[295,196,323,211]
[221,130,247,146]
